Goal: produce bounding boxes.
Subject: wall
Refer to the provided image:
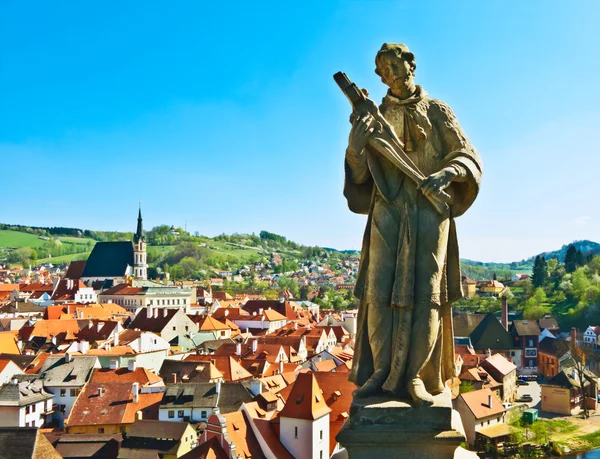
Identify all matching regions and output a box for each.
[280,417,314,459]
[0,406,20,427]
[47,385,81,427]
[541,385,572,415]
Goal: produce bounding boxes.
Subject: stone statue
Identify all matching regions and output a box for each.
[339,43,482,406]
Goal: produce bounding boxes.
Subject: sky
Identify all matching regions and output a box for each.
[1,0,600,262]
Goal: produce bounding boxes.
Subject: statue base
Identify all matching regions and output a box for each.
[336,391,477,459]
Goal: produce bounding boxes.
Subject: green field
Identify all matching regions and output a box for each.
[0,230,47,249]
[37,252,91,264]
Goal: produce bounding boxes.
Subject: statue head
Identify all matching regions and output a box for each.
[375,43,416,97]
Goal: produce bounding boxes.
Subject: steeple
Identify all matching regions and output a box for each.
[133,205,147,280]
[135,205,144,243]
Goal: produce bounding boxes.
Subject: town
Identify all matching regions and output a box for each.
[1,212,600,458]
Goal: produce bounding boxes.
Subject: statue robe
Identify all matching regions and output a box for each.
[345,87,483,393]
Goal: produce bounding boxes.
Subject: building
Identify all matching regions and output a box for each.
[539,338,571,378]
[454,388,506,446]
[128,307,199,343]
[461,276,477,298]
[540,367,599,415]
[36,354,98,427]
[98,282,193,314]
[583,325,600,346]
[0,379,54,428]
[278,373,331,459]
[158,382,253,423]
[79,208,149,287]
[66,367,165,434]
[119,420,198,459]
[0,428,62,459]
[510,320,541,374]
[468,314,517,360]
[0,358,24,385]
[479,353,517,402]
[478,280,505,297]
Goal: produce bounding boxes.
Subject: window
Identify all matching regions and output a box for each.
[320,451,323,459]
[528,339,534,347]
[168,410,174,419]
[178,410,184,418]
[70,389,77,397]
[173,326,176,331]
[320,430,323,440]
[294,426,298,438]
[201,411,207,418]
[60,389,66,397]
[98,428,104,433]
[150,300,153,305]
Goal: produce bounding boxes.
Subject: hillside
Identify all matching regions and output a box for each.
[1,223,598,283]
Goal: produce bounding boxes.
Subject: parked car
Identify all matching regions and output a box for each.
[517,394,533,403]
[517,379,529,386]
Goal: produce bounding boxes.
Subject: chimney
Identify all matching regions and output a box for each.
[132,382,139,403]
[488,394,493,409]
[98,387,104,397]
[250,379,263,396]
[571,327,577,345]
[11,378,18,386]
[153,308,158,319]
[128,360,137,372]
[172,373,177,384]
[279,359,284,375]
[146,305,152,318]
[80,340,90,355]
[236,342,242,356]
[294,322,298,331]
[65,352,72,363]
[163,308,168,318]
[258,308,264,315]
[252,339,258,353]
[501,296,509,331]
[216,381,221,395]
[136,410,143,421]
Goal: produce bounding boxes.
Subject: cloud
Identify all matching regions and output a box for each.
[572,216,592,226]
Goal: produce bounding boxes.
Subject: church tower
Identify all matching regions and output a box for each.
[133,206,148,280]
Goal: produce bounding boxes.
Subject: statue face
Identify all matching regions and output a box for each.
[377,52,414,94]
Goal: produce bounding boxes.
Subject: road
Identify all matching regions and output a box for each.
[515,380,541,409]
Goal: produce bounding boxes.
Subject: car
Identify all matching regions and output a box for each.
[517,395,533,403]
[516,379,529,386]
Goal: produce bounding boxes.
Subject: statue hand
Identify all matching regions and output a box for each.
[348,113,375,156]
[419,167,457,199]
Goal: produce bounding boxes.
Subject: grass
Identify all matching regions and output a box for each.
[37,252,90,264]
[0,230,46,249]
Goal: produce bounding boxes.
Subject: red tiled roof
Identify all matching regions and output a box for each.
[278,373,331,421]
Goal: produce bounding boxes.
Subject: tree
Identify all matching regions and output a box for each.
[570,340,590,418]
[532,256,547,288]
[565,244,578,273]
[576,249,587,267]
[571,268,590,302]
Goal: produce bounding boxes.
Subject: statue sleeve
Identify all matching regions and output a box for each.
[429,100,483,217]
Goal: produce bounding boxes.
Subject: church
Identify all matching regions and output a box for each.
[68,208,148,289]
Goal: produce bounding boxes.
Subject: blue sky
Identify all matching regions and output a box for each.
[2,0,599,262]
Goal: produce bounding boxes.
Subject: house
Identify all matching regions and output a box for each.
[583,325,600,346]
[451,313,486,339]
[36,354,99,427]
[184,355,253,382]
[0,358,24,385]
[187,315,232,341]
[128,307,199,343]
[478,280,505,297]
[479,353,518,402]
[541,367,599,415]
[159,360,223,384]
[158,382,253,423]
[461,276,477,298]
[49,432,122,459]
[99,282,193,314]
[468,314,517,360]
[0,379,54,428]
[538,315,560,336]
[192,410,264,459]
[454,388,506,446]
[230,309,288,334]
[66,367,165,434]
[539,338,572,378]
[458,367,502,399]
[511,320,541,374]
[277,372,332,459]
[0,428,62,459]
[118,420,198,459]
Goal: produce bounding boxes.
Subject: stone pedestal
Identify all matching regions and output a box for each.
[336,391,478,459]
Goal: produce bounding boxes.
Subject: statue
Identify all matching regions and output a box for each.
[337,43,482,406]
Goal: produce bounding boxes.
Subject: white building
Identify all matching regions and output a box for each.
[583,326,600,345]
[455,388,506,446]
[99,282,193,314]
[0,379,54,428]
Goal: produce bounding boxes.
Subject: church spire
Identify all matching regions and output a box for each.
[135,205,144,242]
